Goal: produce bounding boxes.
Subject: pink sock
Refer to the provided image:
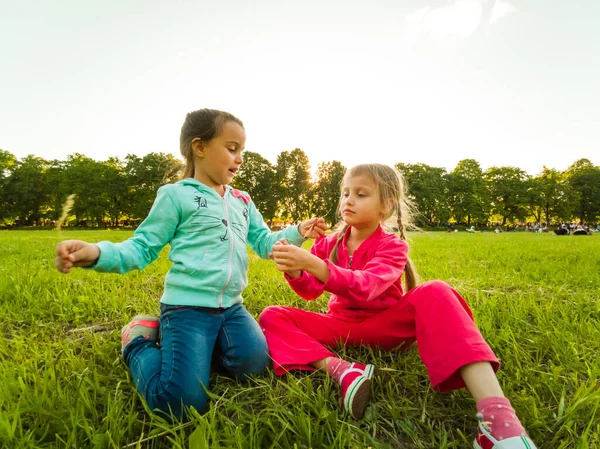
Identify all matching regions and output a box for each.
[325,357,351,384]
[476,396,528,442]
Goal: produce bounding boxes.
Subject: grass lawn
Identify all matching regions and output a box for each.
[1,230,599,448]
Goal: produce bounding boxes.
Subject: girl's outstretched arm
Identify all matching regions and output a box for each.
[58,186,179,275]
[246,198,327,258]
[92,186,180,273]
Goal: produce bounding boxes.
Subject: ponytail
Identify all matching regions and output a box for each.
[329,223,349,264]
[182,154,195,179]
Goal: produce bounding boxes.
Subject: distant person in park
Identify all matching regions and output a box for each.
[53,108,327,420]
[259,164,537,449]
[573,222,590,236]
[467,225,476,233]
[554,224,569,236]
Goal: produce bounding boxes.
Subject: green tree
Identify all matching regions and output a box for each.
[103,157,127,226]
[565,159,600,223]
[124,153,183,221]
[484,166,529,225]
[447,159,489,226]
[0,150,18,223]
[59,154,110,226]
[4,155,49,225]
[524,177,543,223]
[396,163,450,226]
[274,149,312,223]
[531,167,573,224]
[313,161,346,226]
[231,151,277,224]
[45,159,69,222]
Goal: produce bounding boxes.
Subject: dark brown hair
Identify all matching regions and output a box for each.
[180,109,244,179]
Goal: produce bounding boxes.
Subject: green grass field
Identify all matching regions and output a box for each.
[1,230,599,448]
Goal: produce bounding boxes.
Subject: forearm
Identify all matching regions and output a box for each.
[304,258,330,283]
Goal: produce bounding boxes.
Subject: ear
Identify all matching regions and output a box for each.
[191,138,204,158]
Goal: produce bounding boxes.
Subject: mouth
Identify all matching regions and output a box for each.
[228,168,238,175]
[342,209,354,215]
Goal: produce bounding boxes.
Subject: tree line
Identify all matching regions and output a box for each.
[1,148,599,228]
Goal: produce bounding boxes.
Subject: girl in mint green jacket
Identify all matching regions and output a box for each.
[54,109,326,420]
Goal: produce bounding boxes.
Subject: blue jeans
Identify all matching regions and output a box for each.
[123,303,269,419]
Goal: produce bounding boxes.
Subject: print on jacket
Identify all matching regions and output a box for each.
[191,193,249,243]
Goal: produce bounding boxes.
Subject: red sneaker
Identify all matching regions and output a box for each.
[349,362,374,379]
[339,367,372,419]
[121,315,159,353]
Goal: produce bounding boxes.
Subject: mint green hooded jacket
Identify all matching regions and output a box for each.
[92,178,306,308]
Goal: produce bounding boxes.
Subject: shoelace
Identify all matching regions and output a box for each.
[476,412,499,445]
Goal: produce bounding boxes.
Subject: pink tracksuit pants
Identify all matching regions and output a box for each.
[258,280,499,391]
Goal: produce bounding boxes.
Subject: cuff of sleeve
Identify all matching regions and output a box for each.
[285,270,303,284]
[286,270,325,287]
[284,270,307,283]
[85,241,115,271]
[284,224,307,247]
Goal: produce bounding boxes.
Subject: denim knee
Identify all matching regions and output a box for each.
[148,382,210,419]
[240,344,270,377]
[226,338,269,379]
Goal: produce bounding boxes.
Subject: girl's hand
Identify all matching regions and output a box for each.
[54,240,100,273]
[269,239,301,277]
[299,218,328,239]
[271,242,315,274]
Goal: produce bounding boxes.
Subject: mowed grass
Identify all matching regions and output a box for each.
[0,230,599,448]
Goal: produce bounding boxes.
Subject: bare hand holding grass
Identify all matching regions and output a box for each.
[54,240,100,273]
[298,217,327,239]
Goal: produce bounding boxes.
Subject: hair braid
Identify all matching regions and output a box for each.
[397,200,419,291]
[329,223,349,264]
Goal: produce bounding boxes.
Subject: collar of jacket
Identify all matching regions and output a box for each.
[339,224,385,258]
[178,178,233,197]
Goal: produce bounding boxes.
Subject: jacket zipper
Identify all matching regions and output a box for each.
[218,193,234,307]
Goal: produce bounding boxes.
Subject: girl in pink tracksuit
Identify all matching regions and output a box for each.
[260,164,537,449]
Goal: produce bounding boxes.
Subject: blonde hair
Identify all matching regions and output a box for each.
[179,109,244,179]
[330,164,419,291]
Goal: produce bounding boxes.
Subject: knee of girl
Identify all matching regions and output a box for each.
[414,280,470,312]
[415,280,456,302]
[420,280,451,293]
[172,389,209,416]
[258,306,284,328]
[229,347,270,379]
[151,382,210,417]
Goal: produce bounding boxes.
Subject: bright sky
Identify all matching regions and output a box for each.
[1,0,598,176]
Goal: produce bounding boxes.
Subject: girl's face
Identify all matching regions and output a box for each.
[194,121,246,190]
[340,174,386,230]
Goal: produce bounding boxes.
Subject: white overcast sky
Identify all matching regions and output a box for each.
[1,0,598,175]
